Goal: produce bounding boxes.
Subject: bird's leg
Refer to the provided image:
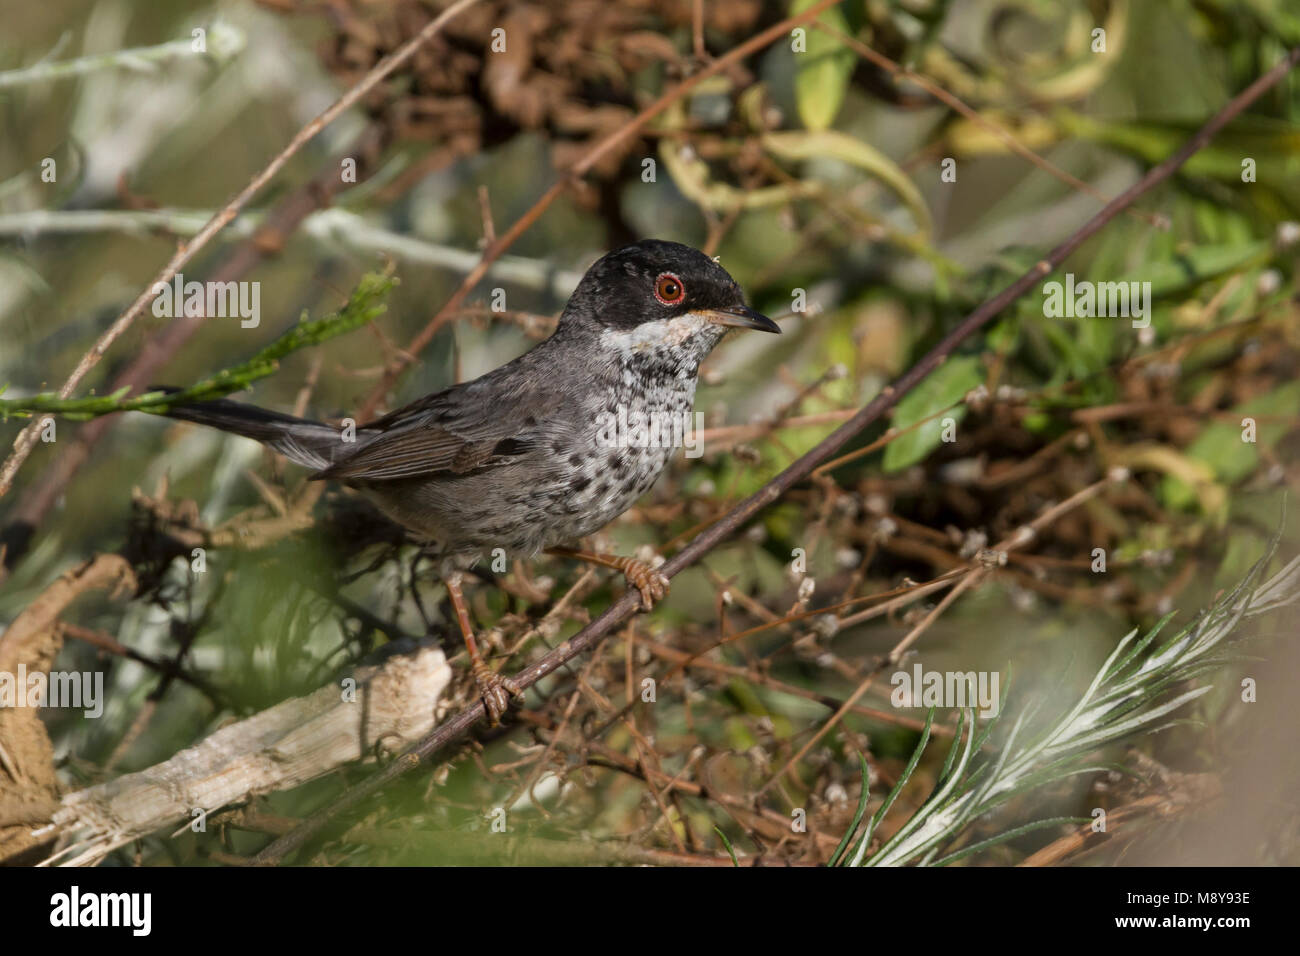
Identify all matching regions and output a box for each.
[546,547,670,611]
[444,571,522,725]
[408,547,436,630]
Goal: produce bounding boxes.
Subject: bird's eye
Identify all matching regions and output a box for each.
[654,273,685,306]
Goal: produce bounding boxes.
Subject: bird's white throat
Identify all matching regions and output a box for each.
[598,311,720,354]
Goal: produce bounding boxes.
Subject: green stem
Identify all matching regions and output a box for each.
[0,271,395,421]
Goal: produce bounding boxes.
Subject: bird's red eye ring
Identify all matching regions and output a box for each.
[654,272,685,306]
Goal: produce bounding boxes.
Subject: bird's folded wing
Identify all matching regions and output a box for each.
[312,385,560,482]
[311,427,533,481]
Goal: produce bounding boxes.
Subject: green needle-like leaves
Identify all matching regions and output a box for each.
[844,547,1300,866]
[0,271,396,422]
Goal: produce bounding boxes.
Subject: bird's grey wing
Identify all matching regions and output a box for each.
[311,380,562,482]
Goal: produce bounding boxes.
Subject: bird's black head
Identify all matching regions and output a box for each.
[559,240,780,348]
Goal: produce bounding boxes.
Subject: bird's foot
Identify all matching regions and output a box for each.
[545,547,670,612]
[615,557,670,612]
[472,659,523,726]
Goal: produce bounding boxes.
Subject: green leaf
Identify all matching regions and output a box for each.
[791,0,854,132]
[847,708,934,865]
[1160,380,1300,510]
[714,827,739,867]
[827,753,870,867]
[1113,240,1270,298]
[929,816,1088,866]
[882,356,984,472]
[763,130,932,237]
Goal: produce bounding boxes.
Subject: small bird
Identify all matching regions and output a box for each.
[159,240,779,721]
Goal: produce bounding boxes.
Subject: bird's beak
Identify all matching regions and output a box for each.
[700,305,781,334]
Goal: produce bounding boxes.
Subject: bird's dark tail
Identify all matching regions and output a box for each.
[154,389,344,471]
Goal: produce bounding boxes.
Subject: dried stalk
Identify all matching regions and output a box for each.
[35,643,450,867]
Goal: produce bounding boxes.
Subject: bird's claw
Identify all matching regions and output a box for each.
[622,559,670,612]
[472,660,523,726]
